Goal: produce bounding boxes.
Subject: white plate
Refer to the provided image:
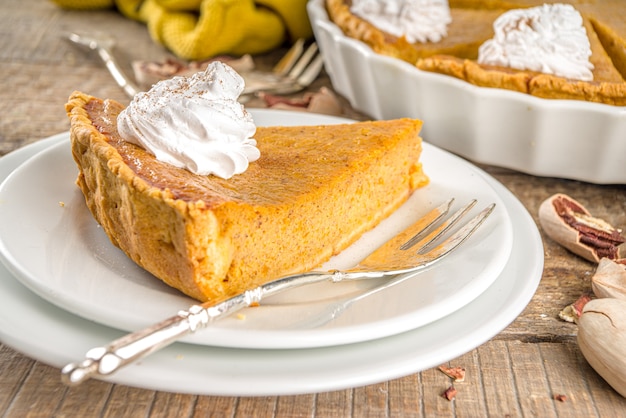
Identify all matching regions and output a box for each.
[308,0,626,184]
[0,133,543,396]
[0,110,512,349]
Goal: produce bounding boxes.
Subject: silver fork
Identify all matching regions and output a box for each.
[67,32,141,98]
[61,198,494,386]
[67,33,323,98]
[240,39,324,96]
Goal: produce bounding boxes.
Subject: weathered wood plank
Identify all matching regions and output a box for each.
[540,342,599,417]
[3,363,67,418]
[192,396,237,418]
[388,374,421,418]
[420,362,455,417]
[275,394,315,418]
[453,350,488,418]
[0,344,35,413]
[315,389,353,417]
[58,379,113,417]
[149,392,197,418]
[508,342,557,417]
[477,341,521,417]
[101,384,156,418]
[352,381,389,418]
[234,396,277,418]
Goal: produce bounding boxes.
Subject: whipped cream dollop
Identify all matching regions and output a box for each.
[117,61,260,179]
[350,0,451,43]
[477,4,594,81]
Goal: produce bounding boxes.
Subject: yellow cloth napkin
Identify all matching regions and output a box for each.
[52,0,312,60]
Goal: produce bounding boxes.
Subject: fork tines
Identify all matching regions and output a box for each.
[274,40,323,88]
[410,200,496,260]
[401,198,495,256]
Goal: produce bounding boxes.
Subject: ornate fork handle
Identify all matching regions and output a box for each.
[62,270,357,386]
[62,266,425,385]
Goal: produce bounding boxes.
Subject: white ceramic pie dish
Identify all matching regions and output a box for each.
[307,0,626,185]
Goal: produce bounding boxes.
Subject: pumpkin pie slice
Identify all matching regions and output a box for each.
[66,91,429,302]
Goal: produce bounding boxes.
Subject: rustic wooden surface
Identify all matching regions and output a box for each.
[1,1,626,417]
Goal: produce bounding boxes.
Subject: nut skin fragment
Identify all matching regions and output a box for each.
[592,258,626,301]
[559,293,592,323]
[538,193,624,263]
[438,365,466,382]
[259,87,343,116]
[441,385,457,401]
[577,298,626,398]
[572,293,593,317]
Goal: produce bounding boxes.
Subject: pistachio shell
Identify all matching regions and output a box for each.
[592,258,626,300]
[577,298,626,398]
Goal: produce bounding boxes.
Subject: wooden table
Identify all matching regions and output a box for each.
[1,1,625,416]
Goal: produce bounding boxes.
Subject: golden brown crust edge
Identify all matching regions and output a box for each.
[416,56,626,106]
[66,91,225,301]
[325,0,420,63]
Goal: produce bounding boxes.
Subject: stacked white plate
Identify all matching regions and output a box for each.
[0,110,543,396]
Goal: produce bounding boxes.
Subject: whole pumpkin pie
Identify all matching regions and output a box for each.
[326,0,626,105]
[66,91,429,302]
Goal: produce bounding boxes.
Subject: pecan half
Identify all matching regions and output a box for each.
[538,194,625,263]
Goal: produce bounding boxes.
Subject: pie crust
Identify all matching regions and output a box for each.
[66,91,429,302]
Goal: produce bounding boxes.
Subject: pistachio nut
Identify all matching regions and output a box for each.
[577,298,626,398]
[538,193,624,263]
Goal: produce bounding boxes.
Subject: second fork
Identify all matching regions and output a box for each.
[240,41,324,96]
[67,32,323,99]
